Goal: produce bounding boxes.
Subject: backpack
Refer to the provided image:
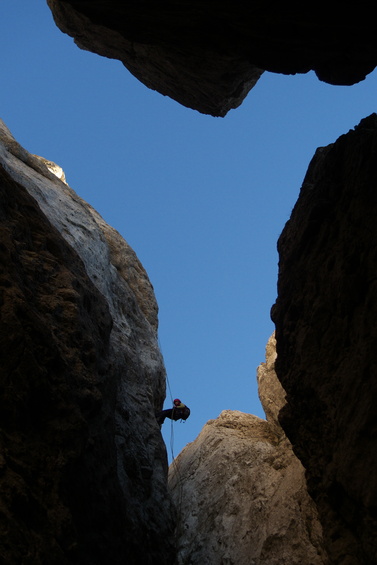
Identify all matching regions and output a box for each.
[173,405,190,421]
[180,405,190,421]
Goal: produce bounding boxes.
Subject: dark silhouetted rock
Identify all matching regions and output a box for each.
[47,1,377,116]
[272,114,377,565]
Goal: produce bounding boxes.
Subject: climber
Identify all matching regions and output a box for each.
[156,398,190,426]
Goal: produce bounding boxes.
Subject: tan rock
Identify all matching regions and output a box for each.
[257,332,287,434]
[32,154,67,183]
[169,338,328,565]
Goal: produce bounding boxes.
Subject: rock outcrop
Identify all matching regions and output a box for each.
[47,1,377,116]
[169,334,329,565]
[0,119,175,564]
[272,114,377,564]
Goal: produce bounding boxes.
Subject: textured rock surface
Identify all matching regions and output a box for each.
[169,336,328,565]
[0,119,175,564]
[272,113,377,565]
[256,333,286,436]
[46,1,377,116]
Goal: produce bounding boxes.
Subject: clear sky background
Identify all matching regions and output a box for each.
[3,1,377,461]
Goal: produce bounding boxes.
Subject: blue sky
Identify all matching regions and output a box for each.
[3,1,377,460]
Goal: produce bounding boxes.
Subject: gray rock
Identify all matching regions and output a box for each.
[0,119,175,564]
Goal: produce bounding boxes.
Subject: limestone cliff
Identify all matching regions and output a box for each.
[169,334,329,565]
[0,119,175,564]
[272,114,377,565]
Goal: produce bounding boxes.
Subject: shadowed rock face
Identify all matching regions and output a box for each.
[272,114,377,565]
[47,1,377,116]
[0,120,175,565]
[169,114,377,564]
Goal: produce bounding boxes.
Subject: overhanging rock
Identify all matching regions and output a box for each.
[47,1,377,116]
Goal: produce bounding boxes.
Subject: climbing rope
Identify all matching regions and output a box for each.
[158,339,185,529]
[159,337,174,404]
[169,418,185,541]
[166,370,174,405]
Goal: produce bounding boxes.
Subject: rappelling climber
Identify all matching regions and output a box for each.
[156,398,190,426]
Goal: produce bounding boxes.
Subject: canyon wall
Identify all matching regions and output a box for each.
[47,1,377,116]
[0,119,175,565]
[272,114,377,565]
[2,4,377,563]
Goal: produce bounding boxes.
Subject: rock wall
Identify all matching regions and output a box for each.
[169,334,329,565]
[272,114,377,565]
[4,5,377,563]
[0,119,175,565]
[47,1,377,116]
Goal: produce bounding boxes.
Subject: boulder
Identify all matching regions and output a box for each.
[169,336,328,565]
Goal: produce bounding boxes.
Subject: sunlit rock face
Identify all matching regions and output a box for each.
[0,119,175,565]
[169,335,329,565]
[46,1,377,117]
[272,114,377,565]
[257,333,286,436]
